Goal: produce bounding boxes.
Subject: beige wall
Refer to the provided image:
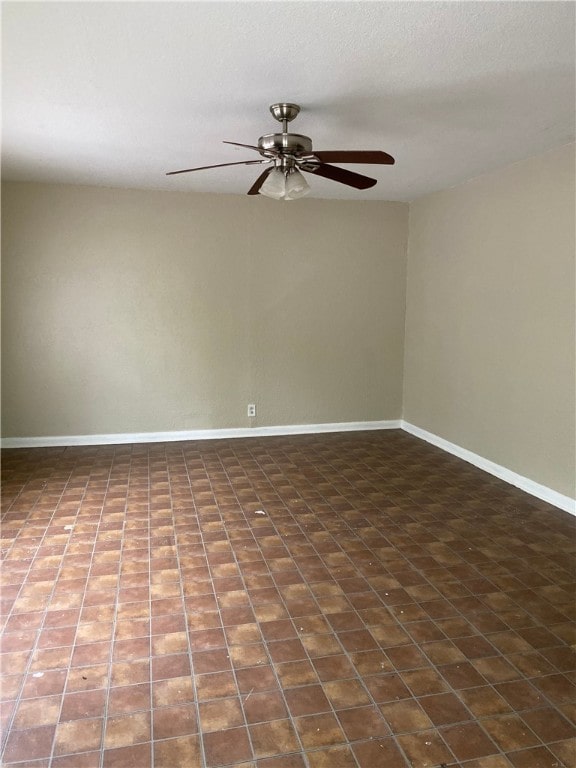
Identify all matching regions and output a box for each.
[404,144,575,498]
[1,182,408,436]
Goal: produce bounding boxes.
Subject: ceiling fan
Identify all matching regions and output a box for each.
[167,103,395,200]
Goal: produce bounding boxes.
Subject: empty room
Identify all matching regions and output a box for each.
[1,2,575,768]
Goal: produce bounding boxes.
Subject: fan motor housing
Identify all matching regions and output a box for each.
[258,133,313,155]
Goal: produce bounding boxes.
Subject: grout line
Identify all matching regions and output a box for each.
[174,442,209,768]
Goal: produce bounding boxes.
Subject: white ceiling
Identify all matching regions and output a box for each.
[2,1,575,201]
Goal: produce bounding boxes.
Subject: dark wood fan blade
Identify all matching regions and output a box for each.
[312,150,395,165]
[223,141,264,153]
[303,163,377,189]
[247,167,273,195]
[166,159,266,176]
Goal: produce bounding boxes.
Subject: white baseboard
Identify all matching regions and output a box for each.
[401,421,576,516]
[0,420,402,449]
[2,419,573,516]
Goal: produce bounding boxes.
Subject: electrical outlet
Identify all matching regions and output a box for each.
[247,404,256,418]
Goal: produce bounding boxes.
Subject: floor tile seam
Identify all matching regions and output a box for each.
[176,445,220,768]
[207,510,302,761]
[0,458,95,765]
[143,448,159,768]
[209,456,320,768]
[46,452,117,768]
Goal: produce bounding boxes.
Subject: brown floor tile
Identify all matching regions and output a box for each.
[533,674,576,704]
[76,622,114,645]
[249,719,300,758]
[422,639,467,665]
[2,433,575,767]
[12,695,62,729]
[52,752,101,768]
[440,721,499,761]
[103,711,151,749]
[386,643,429,670]
[459,685,514,717]
[267,639,307,663]
[151,653,190,680]
[188,628,226,652]
[300,634,342,657]
[256,754,306,768]
[396,728,454,767]
[31,644,75,671]
[324,679,371,709]
[153,703,198,739]
[419,691,473,726]
[60,688,107,721]
[336,705,390,741]
[191,648,231,675]
[275,660,319,688]
[229,643,268,668]
[294,712,347,749]
[226,623,263,645]
[380,699,434,733]
[203,726,253,765]
[326,612,364,632]
[195,670,238,701]
[440,661,488,689]
[107,683,151,715]
[364,672,411,702]
[508,651,557,678]
[473,656,523,683]
[199,697,244,731]
[494,679,545,710]
[260,620,297,642]
[112,637,150,661]
[520,707,575,743]
[461,757,516,768]
[37,626,76,649]
[400,667,450,696]
[352,737,408,767]
[305,745,357,768]
[3,725,56,762]
[154,734,202,768]
[312,654,356,681]
[237,665,279,693]
[284,684,331,717]
[369,624,411,648]
[508,745,568,768]
[548,737,576,766]
[54,718,103,755]
[481,713,542,751]
[103,741,152,767]
[243,690,288,724]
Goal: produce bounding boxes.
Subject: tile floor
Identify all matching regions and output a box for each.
[0,431,574,768]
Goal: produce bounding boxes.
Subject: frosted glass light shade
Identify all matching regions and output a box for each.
[259,168,286,199]
[285,169,310,200]
[259,167,311,200]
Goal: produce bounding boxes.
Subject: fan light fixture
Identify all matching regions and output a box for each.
[259,167,311,200]
[166,102,395,197]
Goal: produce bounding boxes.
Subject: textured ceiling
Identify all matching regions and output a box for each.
[2,1,575,201]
